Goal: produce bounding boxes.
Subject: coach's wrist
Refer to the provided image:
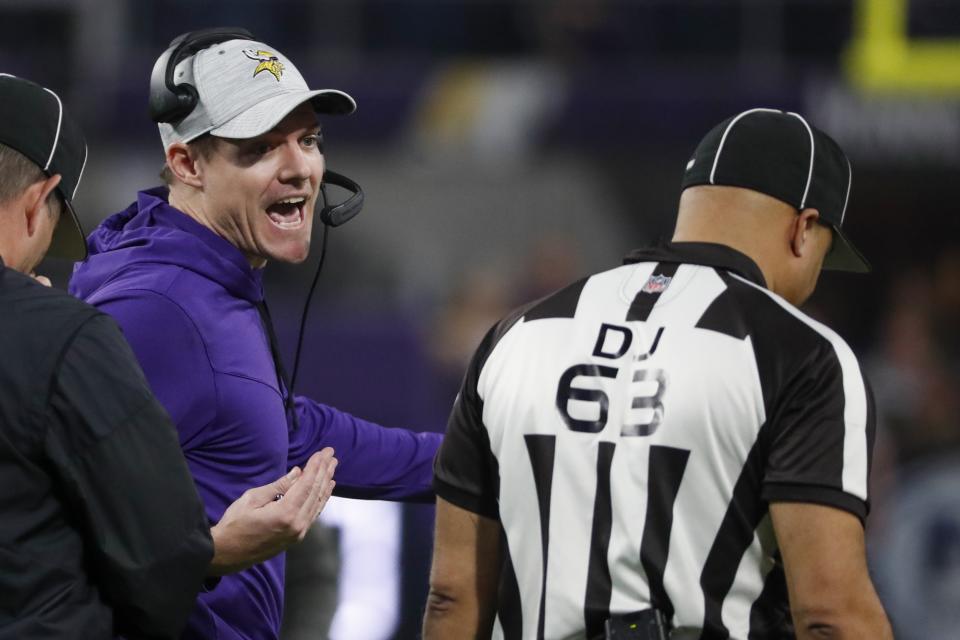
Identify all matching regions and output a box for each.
[207,522,246,576]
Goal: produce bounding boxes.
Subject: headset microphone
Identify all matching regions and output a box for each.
[289,168,364,403]
[318,170,364,227]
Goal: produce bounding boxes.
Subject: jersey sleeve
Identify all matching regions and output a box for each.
[43,314,213,639]
[288,398,442,503]
[95,290,217,449]
[761,339,876,523]
[433,323,503,520]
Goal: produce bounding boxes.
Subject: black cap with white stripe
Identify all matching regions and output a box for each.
[0,74,88,261]
[681,108,869,273]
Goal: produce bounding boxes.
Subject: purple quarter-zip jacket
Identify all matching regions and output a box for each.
[69,188,442,640]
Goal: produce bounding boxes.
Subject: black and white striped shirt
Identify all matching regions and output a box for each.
[434,241,875,640]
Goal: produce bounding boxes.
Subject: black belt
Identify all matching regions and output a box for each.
[604,609,671,640]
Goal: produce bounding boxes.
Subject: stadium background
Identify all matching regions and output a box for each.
[3,1,959,638]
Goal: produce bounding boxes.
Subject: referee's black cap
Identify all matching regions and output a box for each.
[681,108,869,273]
[0,74,88,261]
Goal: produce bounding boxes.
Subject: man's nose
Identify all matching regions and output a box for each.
[278,141,315,183]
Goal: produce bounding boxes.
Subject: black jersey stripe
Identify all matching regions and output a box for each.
[747,560,792,639]
[525,434,557,640]
[640,445,690,620]
[626,262,680,322]
[498,529,523,640]
[584,441,616,638]
[525,278,588,322]
[865,377,876,481]
[695,270,750,340]
[699,436,768,639]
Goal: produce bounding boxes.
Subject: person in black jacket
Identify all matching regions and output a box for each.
[0,74,338,639]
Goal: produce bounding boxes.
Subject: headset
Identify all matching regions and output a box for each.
[149,27,366,411]
[149,27,255,125]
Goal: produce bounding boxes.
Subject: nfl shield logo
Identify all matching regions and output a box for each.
[642,274,672,294]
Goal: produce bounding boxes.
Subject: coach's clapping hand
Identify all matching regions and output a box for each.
[207,448,337,575]
[29,272,51,287]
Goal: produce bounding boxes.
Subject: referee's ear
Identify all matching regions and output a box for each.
[789,208,822,260]
[23,173,62,237]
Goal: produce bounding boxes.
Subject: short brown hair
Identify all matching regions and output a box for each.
[0,143,62,218]
[159,134,221,186]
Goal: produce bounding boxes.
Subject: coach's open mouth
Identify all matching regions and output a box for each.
[266,197,306,229]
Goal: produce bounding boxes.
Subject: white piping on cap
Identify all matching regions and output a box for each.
[841,156,852,224]
[0,75,82,200]
[710,108,782,185]
[73,142,88,199]
[41,87,63,172]
[787,111,815,210]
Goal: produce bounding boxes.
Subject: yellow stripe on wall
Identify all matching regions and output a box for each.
[845,0,960,94]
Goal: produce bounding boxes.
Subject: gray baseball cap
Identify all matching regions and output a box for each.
[158,38,356,149]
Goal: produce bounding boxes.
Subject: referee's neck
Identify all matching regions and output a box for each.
[673,186,801,301]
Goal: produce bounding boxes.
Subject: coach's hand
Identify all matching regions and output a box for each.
[208,448,337,575]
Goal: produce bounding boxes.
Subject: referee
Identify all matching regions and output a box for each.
[424,109,893,639]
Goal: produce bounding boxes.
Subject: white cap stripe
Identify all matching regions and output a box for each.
[787,112,815,210]
[841,157,852,224]
[709,108,781,186]
[73,142,88,200]
[40,86,63,172]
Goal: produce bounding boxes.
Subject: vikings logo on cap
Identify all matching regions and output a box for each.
[242,49,284,81]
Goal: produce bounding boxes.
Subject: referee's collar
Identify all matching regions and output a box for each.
[623,241,767,288]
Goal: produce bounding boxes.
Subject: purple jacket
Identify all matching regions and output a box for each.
[69,188,441,640]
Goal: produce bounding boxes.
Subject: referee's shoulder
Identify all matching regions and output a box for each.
[722,270,859,367]
[471,273,595,370]
[0,267,127,369]
[500,273,595,333]
[2,267,101,327]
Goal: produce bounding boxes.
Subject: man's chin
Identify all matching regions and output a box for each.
[268,240,312,265]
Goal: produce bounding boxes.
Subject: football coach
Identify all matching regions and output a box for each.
[0,74,338,639]
[68,28,441,640]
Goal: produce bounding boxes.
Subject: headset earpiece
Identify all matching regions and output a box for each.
[148,27,255,124]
